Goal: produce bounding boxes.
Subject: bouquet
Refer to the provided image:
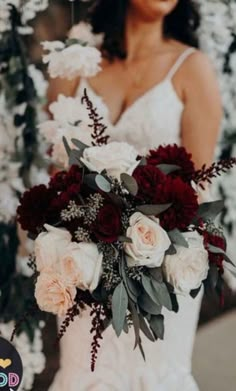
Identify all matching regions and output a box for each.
[17,91,236,371]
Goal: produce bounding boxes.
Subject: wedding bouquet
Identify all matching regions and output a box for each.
[17,91,236,371]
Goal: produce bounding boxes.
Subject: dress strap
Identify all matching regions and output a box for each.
[166,48,196,80]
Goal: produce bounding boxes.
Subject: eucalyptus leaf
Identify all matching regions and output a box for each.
[150,314,165,340]
[168,229,189,248]
[120,173,138,196]
[112,282,128,337]
[138,291,162,315]
[71,138,89,150]
[148,268,163,283]
[170,293,179,313]
[142,275,160,305]
[165,244,177,255]
[69,149,83,166]
[84,173,111,192]
[95,174,112,192]
[62,136,72,157]
[190,285,202,299]
[137,203,172,216]
[208,265,219,290]
[208,244,235,267]
[139,314,155,342]
[138,157,147,166]
[157,164,181,175]
[151,280,172,311]
[195,200,224,222]
[118,236,132,243]
[129,300,140,349]
[123,317,129,334]
[120,254,139,303]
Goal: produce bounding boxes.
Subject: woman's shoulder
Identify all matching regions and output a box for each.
[169,41,217,87]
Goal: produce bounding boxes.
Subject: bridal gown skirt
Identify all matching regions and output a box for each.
[49,290,202,391]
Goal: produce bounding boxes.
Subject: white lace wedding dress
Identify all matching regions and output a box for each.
[49,48,202,391]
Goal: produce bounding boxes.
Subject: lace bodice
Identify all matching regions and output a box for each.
[49,48,202,391]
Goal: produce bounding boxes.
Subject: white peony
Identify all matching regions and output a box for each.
[81,141,139,179]
[124,212,171,268]
[69,22,104,48]
[60,242,103,292]
[34,224,72,272]
[163,231,209,295]
[42,40,102,79]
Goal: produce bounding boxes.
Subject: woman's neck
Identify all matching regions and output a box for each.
[125,6,165,62]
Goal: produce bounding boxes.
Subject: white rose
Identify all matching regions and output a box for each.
[60,242,103,292]
[124,212,171,268]
[163,231,209,295]
[35,225,72,272]
[81,142,139,180]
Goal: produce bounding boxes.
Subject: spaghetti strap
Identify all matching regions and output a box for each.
[166,48,196,80]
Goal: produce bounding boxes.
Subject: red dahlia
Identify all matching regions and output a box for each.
[92,203,122,243]
[49,165,83,192]
[17,185,57,234]
[154,177,198,231]
[147,144,195,182]
[133,165,166,202]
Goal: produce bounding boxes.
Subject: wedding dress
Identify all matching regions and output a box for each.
[49,47,202,391]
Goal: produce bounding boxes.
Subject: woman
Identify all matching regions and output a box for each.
[48,1,222,390]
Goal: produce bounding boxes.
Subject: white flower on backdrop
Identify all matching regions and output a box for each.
[0,0,48,35]
[42,39,102,79]
[39,94,101,167]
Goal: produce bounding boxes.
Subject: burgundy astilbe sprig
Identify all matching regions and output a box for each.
[56,301,81,342]
[193,158,236,189]
[81,88,110,146]
[90,303,106,372]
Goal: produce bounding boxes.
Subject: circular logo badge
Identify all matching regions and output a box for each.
[0,337,23,390]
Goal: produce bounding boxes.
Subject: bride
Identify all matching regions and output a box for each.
[48,0,222,390]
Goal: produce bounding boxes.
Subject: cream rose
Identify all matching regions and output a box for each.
[35,269,76,316]
[60,242,103,292]
[163,231,209,295]
[124,212,171,268]
[35,225,72,272]
[81,142,139,180]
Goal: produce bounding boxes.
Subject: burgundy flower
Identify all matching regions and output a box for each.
[17,185,56,234]
[203,232,226,272]
[133,165,166,202]
[92,203,122,243]
[154,177,198,231]
[49,165,83,192]
[49,170,68,191]
[147,144,195,182]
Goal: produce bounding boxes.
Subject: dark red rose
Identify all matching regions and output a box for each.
[154,177,198,231]
[133,165,166,202]
[17,185,56,234]
[147,144,195,182]
[203,232,226,272]
[92,203,122,243]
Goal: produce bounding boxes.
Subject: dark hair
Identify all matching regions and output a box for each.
[88,0,200,60]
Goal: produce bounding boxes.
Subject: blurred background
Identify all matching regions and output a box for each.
[0,0,236,390]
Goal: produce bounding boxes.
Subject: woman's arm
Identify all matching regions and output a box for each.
[180,52,222,169]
